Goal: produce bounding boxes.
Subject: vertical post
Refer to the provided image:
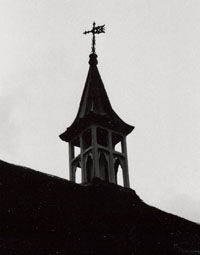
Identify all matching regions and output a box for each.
[122,136,130,187]
[80,134,85,183]
[68,143,74,181]
[92,126,100,178]
[72,165,76,182]
[108,131,116,184]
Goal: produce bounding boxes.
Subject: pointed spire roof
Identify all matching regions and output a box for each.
[60,53,134,142]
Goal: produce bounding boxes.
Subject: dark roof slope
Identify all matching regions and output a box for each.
[0,160,200,255]
[60,54,134,142]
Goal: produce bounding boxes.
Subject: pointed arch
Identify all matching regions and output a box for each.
[86,154,93,182]
[73,160,82,184]
[99,153,109,182]
[114,158,124,186]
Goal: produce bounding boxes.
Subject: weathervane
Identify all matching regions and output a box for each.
[83,22,105,54]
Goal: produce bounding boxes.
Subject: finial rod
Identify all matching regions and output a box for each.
[83,22,105,54]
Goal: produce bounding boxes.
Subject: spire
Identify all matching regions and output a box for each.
[60,53,134,142]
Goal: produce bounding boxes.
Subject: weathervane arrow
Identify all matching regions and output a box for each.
[83,22,105,54]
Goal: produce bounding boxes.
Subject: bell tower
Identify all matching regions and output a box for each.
[60,23,134,187]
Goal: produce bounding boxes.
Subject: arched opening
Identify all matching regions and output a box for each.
[114,159,124,186]
[114,141,122,153]
[112,133,123,153]
[99,153,109,182]
[75,168,82,184]
[86,155,93,182]
[71,137,81,158]
[74,161,82,184]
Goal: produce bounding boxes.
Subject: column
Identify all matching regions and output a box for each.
[122,136,130,188]
[80,134,85,183]
[92,126,100,178]
[68,143,74,181]
[108,131,116,183]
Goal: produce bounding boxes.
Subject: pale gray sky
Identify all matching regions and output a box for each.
[0,0,200,223]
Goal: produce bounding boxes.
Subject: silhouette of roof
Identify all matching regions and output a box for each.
[1,159,200,254]
[60,53,134,142]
